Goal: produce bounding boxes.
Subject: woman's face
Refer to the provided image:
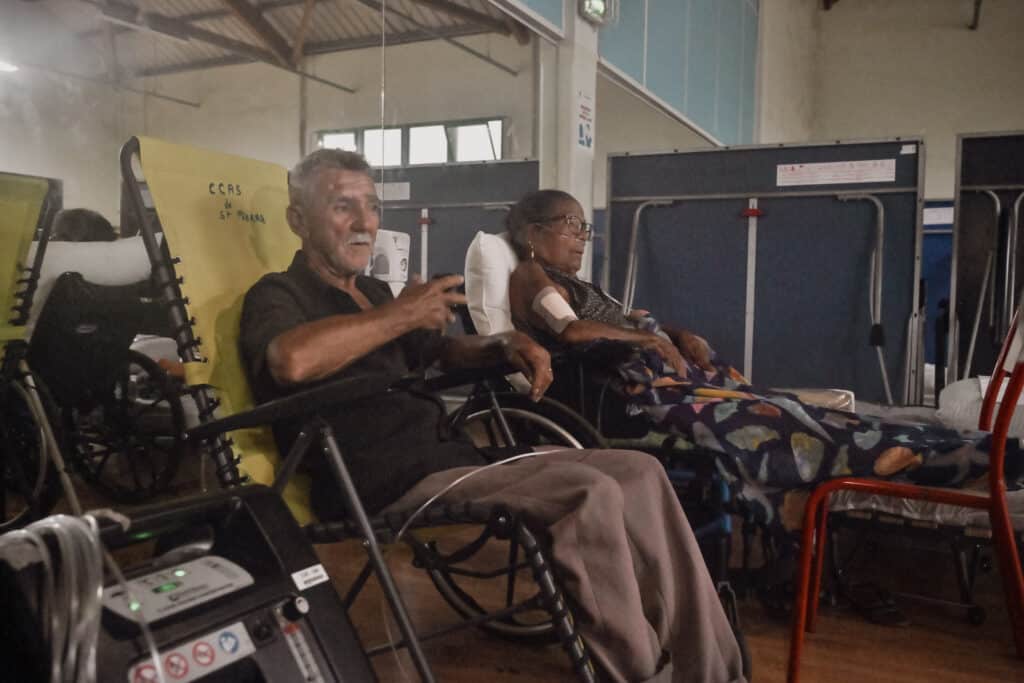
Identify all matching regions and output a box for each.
[528,198,588,275]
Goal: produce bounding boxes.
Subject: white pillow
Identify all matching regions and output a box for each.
[937,376,1024,437]
[465,231,518,336]
[464,231,531,392]
[26,235,156,327]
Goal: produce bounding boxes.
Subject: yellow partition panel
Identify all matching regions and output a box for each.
[0,173,50,342]
[133,137,312,522]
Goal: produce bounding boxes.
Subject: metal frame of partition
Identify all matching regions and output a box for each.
[947,131,1024,383]
[603,138,927,405]
[376,159,539,278]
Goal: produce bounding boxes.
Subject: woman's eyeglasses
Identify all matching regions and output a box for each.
[536,215,594,241]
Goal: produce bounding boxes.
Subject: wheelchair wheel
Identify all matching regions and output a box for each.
[67,350,185,504]
[1,376,61,533]
[451,391,607,450]
[427,392,605,642]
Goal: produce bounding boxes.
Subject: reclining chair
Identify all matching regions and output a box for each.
[0,171,79,531]
[119,136,601,681]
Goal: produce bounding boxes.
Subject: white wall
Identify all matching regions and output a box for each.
[0,33,534,225]
[0,69,130,221]
[592,74,714,208]
[134,63,300,169]
[757,0,819,144]
[813,0,1024,198]
[304,34,534,159]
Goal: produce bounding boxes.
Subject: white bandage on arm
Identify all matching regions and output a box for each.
[531,286,578,334]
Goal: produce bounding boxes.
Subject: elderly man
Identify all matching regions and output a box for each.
[239,149,747,683]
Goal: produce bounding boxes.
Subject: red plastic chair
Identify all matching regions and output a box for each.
[787,310,1024,682]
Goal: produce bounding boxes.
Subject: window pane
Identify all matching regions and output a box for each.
[319,132,357,151]
[409,125,448,165]
[455,124,496,162]
[364,128,402,167]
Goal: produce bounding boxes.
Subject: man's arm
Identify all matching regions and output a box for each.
[439,331,553,402]
[266,274,466,386]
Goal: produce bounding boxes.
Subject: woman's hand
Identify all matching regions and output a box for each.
[639,333,688,376]
[675,330,714,371]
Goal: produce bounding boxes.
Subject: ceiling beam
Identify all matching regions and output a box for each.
[17,61,201,108]
[357,0,518,76]
[92,0,356,92]
[134,24,490,78]
[221,0,295,66]
[406,0,516,36]
[291,0,318,65]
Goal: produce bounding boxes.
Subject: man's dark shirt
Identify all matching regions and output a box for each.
[240,251,485,518]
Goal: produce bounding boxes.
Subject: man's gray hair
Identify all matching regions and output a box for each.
[288,148,372,207]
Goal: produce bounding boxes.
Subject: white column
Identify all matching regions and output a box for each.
[553,8,599,282]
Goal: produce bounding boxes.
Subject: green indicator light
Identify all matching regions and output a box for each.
[129,601,141,612]
[173,569,187,578]
[152,582,180,594]
[132,531,154,541]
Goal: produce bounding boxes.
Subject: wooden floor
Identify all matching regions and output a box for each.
[316,536,1024,683]
[59,461,1023,683]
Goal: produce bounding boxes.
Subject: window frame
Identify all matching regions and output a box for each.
[315,116,506,167]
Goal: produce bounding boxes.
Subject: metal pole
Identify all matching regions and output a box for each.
[965,250,994,380]
[961,191,1002,379]
[420,208,429,278]
[838,194,892,404]
[319,422,436,683]
[622,200,673,312]
[1010,192,1024,331]
[743,198,758,381]
[609,187,918,204]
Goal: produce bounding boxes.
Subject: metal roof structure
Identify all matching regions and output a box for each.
[10,0,528,95]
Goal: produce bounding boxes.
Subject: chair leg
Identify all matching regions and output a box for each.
[807,497,831,631]
[517,522,597,683]
[989,506,1024,657]
[788,489,826,683]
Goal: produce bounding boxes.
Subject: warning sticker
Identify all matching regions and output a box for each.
[776,159,896,187]
[292,563,330,591]
[127,621,255,683]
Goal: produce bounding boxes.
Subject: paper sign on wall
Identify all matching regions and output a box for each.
[923,206,954,225]
[576,89,594,153]
[776,159,897,187]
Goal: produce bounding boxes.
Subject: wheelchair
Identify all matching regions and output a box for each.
[117,136,621,681]
[26,270,187,504]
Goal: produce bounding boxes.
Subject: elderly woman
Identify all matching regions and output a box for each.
[506,189,1007,529]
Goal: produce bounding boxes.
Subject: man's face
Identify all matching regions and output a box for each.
[294,167,380,277]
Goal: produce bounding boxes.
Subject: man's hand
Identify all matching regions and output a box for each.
[676,330,713,371]
[499,331,553,402]
[396,274,467,331]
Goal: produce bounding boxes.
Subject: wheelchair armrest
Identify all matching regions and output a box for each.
[184,373,409,443]
[185,361,527,443]
[420,361,522,393]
